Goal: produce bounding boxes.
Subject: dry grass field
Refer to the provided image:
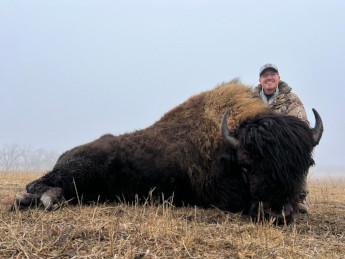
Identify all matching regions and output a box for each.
[1,171,345,258]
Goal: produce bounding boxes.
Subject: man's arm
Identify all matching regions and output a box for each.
[286,93,309,125]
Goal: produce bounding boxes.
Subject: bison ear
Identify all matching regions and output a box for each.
[221,111,240,149]
[311,108,324,146]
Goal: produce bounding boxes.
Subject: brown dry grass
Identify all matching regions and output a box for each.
[1,172,345,258]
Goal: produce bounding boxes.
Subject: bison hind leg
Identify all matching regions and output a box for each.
[12,187,64,211]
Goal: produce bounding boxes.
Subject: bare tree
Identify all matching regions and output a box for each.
[0,143,59,171]
[18,145,34,171]
[0,143,22,171]
[30,148,59,171]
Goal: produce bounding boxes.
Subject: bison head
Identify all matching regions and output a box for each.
[222,109,323,224]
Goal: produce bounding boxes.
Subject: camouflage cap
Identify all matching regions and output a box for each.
[259,63,279,76]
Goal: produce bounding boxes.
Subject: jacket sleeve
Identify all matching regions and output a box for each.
[286,93,310,125]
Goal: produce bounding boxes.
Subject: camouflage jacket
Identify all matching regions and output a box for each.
[253,80,309,125]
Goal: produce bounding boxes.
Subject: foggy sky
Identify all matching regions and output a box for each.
[1,1,345,172]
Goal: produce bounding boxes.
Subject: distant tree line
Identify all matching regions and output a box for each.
[0,143,60,171]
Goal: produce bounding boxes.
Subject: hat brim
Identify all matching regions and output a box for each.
[260,67,279,76]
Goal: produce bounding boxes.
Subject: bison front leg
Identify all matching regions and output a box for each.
[12,178,64,211]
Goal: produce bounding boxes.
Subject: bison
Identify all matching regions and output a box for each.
[13,81,323,223]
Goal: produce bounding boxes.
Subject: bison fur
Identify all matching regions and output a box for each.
[13,81,323,224]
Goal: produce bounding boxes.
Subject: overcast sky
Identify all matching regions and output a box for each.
[1,1,345,173]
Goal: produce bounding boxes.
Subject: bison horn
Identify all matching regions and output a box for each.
[221,111,240,149]
[311,108,324,145]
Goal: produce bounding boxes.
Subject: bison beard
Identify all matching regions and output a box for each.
[13,82,323,224]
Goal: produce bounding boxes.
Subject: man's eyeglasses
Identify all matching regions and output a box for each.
[260,72,278,78]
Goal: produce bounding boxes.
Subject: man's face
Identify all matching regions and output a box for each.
[259,69,281,95]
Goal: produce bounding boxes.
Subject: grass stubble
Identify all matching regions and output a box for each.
[0,172,345,258]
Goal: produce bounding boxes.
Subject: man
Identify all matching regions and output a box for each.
[253,63,309,213]
[253,63,309,125]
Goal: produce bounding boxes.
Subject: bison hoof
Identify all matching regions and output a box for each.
[40,187,63,210]
[12,193,41,210]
